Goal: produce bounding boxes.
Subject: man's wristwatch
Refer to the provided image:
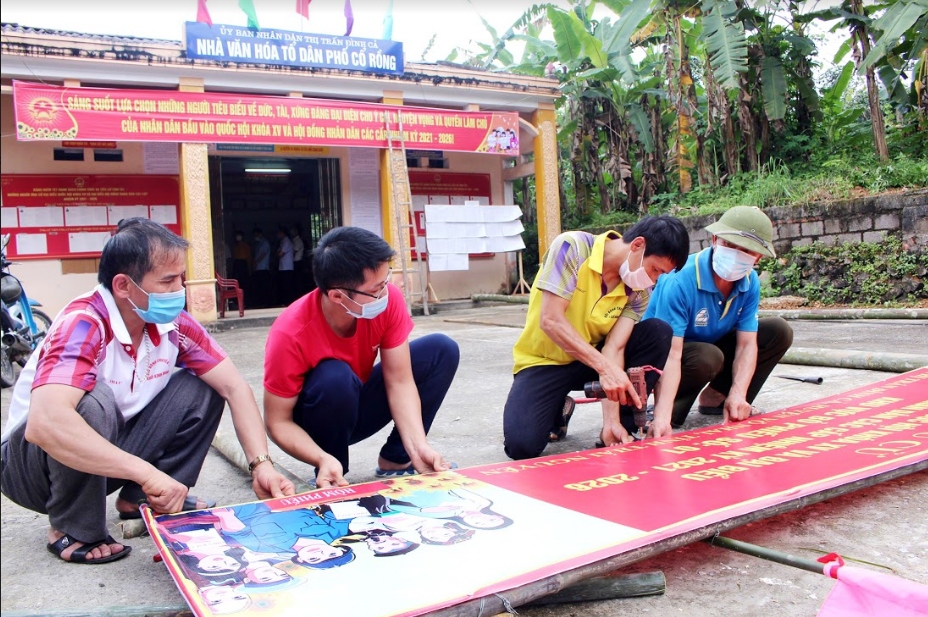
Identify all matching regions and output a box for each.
[248,454,273,474]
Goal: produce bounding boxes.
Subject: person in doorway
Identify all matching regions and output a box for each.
[502,216,690,460]
[251,228,271,308]
[0,217,294,565]
[289,225,306,295]
[263,226,459,488]
[644,206,793,427]
[276,227,295,306]
[231,230,252,290]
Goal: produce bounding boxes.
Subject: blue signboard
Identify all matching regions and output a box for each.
[184,22,404,75]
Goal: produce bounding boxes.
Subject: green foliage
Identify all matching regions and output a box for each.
[763,235,928,305]
[820,153,928,193]
[701,0,748,90]
[652,153,927,217]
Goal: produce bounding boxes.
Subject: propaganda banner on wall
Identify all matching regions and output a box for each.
[184,22,404,75]
[144,369,928,617]
[12,81,520,155]
[0,175,181,260]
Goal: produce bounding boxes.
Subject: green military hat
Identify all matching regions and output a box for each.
[705,206,776,258]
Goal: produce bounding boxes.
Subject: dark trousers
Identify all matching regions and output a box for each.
[292,333,459,475]
[0,371,224,543]
[670,317,794,427]
[277,269,296,306]
[503,318,673,460]
[250,270,272,308]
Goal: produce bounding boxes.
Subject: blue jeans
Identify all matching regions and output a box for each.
[293,333,459,475]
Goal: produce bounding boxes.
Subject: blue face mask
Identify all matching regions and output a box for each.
[712,244,757,282]
[129,278,187,324]
[341,292,389,320]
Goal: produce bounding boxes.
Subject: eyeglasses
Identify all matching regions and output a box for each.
[335,269,392,299]
[714,230,773,254]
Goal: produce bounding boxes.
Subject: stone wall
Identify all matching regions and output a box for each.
[597,189,928,302]
[681,189,928,255]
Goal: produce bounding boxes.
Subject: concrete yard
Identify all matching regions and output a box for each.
[2,305,926,616]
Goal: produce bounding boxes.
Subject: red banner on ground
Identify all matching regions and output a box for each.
[12,81,520,155]
[145,369,928,617]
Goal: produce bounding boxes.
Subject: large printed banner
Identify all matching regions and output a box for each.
[185,22,404,75]
[12,81,520,155]
[145,369,928,617]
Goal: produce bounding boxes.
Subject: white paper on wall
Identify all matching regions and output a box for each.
[15,233,48,255]
[68,231,113,253]
[428,253,469,271]
[18,206,64,228]
[1,208,19,228]
[64,206,109,227]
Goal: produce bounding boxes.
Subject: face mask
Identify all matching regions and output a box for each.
[129,279,187,324]
[341,293,389,320]
[712,244,757,281]
[619,246,654,291]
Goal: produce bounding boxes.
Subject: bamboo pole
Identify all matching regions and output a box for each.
[706,536,826,575]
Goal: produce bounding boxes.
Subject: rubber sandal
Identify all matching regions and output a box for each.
[47,533,131,564]
[374,462,458,478]
[118,495,217,520]
[548,396,576,442]
[697,404,724,416]
[374,466,418,478]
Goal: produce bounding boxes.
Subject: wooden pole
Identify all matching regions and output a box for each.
[524,571,665,606]
[512,251,531,295]
[706,536,827,575]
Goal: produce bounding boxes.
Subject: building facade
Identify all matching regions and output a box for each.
[1,22,562,320]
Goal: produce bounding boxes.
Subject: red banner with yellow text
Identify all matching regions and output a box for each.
[12,81,520,155]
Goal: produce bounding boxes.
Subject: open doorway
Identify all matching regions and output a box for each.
[210,156,342,309]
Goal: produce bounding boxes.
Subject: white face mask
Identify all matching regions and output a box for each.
[619,245,654,291]
[712,244,757,281]
[340,292,389,320]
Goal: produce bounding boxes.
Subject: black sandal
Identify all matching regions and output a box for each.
[47,533,131,564]
[548,396,576,442]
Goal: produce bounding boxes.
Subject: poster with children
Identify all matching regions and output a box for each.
[145,368,928,616]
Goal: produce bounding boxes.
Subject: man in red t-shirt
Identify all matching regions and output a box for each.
[263,226,459,488]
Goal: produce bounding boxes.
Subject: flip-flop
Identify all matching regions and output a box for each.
[373,462,458,478]
[47,534,131,564]
[698,404,724,416]
[548,396,576,442]
[118,495,217,520]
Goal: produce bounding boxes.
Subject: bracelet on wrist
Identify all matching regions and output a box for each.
[248,453,273,475]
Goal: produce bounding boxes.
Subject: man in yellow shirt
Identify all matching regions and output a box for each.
[503,216,689,460]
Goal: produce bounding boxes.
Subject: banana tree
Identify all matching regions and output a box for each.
[860,0,928,129]
[803,0,890,160]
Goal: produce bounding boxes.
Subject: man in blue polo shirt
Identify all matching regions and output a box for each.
[643,206,793,429]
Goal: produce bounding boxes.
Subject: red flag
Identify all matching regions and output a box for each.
[344,0,354,36]
[818,563,928,617]
[296,0,311,20]
[196,0,212,26]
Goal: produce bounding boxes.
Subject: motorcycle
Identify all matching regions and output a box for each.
[1,234,51,388]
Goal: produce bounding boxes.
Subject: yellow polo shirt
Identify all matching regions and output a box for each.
[512,231,649,374]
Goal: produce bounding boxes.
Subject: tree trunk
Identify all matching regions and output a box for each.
[737,72,759,172]
[851,0,890,162]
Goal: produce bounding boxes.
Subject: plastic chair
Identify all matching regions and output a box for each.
[216,273,244,318]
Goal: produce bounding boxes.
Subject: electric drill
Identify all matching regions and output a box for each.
[584,367,649,439]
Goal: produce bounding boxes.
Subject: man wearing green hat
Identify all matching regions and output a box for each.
[643,206,793,429]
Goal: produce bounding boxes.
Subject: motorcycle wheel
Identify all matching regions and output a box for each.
[14,309,52,367]
[0,346,14,388]
[31,309,52,337]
